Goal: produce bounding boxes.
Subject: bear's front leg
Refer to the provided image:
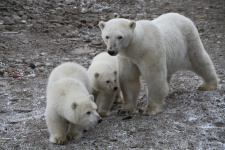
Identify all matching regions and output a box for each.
[114,89,123,103]
[46,116,67,144]
[139,62,169,115]
[67,123,84,140]
[96,92,116,117]
[117,56,141,116]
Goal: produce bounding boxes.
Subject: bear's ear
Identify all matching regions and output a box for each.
[114,71,117,75]
[94,73,99,78]
[129,21,136,30]
[89,95,94,101]
[99,21,106,30]
[71,102,78,110]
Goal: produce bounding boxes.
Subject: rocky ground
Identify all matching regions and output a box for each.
[0,0,224,149]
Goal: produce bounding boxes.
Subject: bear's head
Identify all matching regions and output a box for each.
[69,95,102,128]
[99,18,136,56]
[93,70,118,92]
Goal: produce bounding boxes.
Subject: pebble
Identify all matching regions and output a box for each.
[35,62,44,67]
[25,91,32,97]
[91,41,102,46]
[45,62,53,67]
[40,52,47,56]
[21,39,29,44]
[7,58,14,62]
[10,98,19,101]
[3,17,15,25]
[14,59,23,63]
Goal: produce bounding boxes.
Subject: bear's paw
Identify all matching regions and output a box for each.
[117,108,137,116]
[98,111,110,117]
[139,106,163,116]
[67,132,83,140]
[196,83,217,91]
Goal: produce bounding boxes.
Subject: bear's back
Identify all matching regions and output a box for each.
[47,62,92,93]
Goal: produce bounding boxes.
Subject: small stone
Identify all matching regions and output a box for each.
[25,91,32,97]
[0,43,8,49]
[21,39,29,44]
[91,41,102,46]
[35,62,43,67]
[12,14,21,20]
[73,20,82,28]
[65,32,76,38]
[130,143,139,148]
[71,47,94,55]
[29,63,35,69]
[20,20,26,24]
[14,59,22,63]
[214,122,224,127]
[0,71,4,76]
[79,18,87,23]
[40,52,47,56]
[45,62,53,67]
[3,17,15,25]
[10,98,19,101]
[7,58,14,62]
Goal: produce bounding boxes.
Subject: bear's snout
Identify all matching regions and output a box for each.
[108,50,116,56]
[97,118,102,124]
[113,87,118,91]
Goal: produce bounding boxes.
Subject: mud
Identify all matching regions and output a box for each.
[0,0,224,149]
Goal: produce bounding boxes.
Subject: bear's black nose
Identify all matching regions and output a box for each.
[108,51,115,56]
[113,87,118,91]
[98,119,102,124]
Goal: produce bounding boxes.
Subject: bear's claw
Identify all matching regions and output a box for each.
[54,137,67,145]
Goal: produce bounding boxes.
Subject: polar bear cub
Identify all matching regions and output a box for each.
[99,13,218,116]
[88,52,122,117]
[45,62,102,144]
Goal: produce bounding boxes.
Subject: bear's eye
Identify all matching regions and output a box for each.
[118,36,123,39]
[106,36,109,39]
[106,80,110,83]
[87,111,91,115]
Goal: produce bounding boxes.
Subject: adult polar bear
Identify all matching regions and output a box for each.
[99,13,218,116]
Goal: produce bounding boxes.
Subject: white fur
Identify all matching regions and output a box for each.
[88,52,123,117]
[99,13,218,116]
[45,62,101,144]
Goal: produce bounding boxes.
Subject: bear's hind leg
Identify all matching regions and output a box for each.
[167,74,173,95]
[188,40,218,91]
[117,56,141,116]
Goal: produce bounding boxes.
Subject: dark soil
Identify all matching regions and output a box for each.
[0,0,224,149]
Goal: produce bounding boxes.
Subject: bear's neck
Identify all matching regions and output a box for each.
[119,27,142,59]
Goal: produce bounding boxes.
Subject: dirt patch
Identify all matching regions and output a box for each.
[0,0,224,149]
